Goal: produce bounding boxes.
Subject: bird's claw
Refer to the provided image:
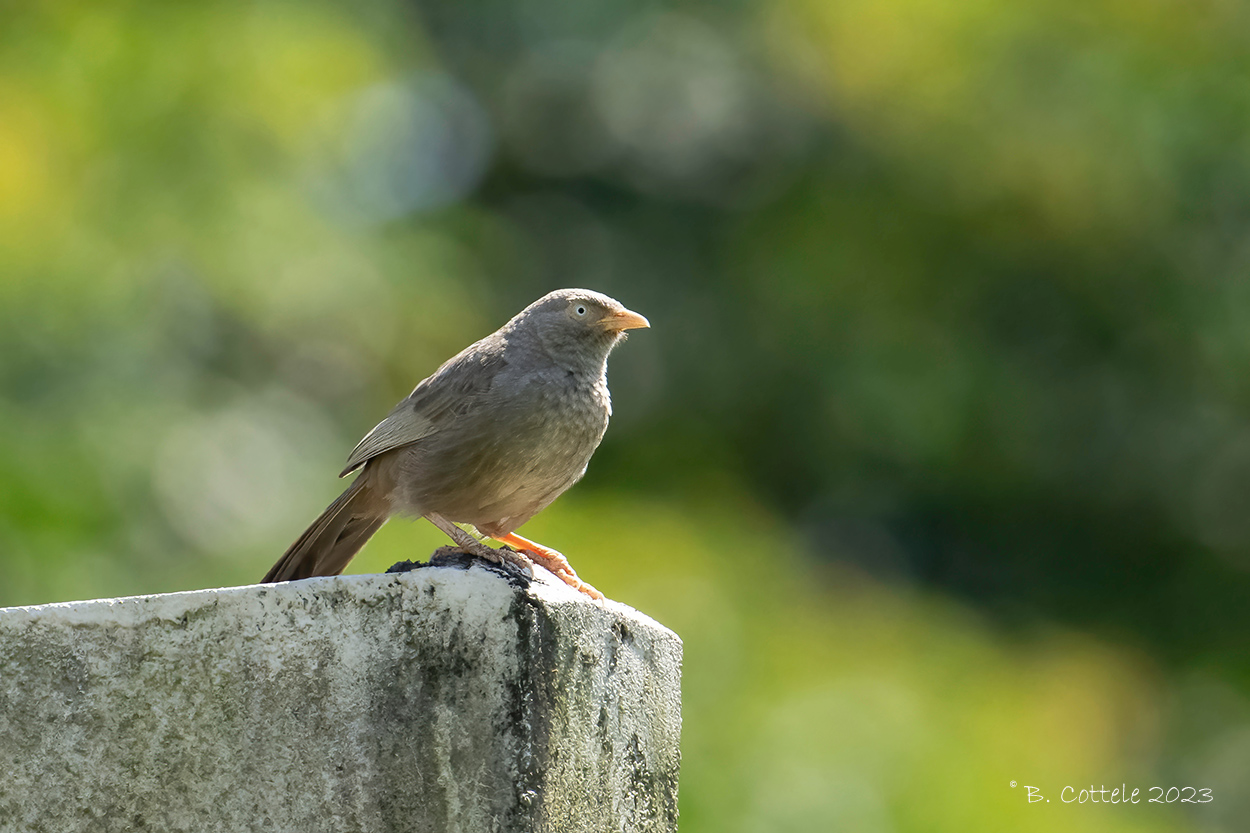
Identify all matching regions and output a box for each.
[505,545,603,600]
[459,540,533,579]
[490,545,536,579]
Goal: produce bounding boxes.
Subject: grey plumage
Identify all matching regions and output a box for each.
[261,289,649,597]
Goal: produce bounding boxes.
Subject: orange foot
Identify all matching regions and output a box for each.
[493,532,604,600]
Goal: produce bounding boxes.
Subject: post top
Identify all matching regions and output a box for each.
[0,558,679,648]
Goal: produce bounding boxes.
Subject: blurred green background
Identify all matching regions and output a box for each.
[3,0,1249,829]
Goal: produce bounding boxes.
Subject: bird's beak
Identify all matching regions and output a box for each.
[601,308,651,332]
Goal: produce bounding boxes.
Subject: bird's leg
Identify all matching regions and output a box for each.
[492,531,603,600]
[425,513,534,578]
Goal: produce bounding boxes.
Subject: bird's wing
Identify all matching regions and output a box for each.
[340,343,507,476]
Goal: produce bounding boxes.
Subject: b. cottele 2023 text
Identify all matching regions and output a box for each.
[1022,785,1213,804]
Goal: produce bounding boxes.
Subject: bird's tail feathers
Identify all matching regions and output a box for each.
[261,476,389,583]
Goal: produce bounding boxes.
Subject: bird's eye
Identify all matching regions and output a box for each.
[575,305,587,316]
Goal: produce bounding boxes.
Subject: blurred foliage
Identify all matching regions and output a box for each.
[3,0,1250,829]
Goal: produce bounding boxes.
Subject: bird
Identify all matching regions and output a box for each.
[260,288,649,599]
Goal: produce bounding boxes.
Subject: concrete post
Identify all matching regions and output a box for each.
[0,555,682,832]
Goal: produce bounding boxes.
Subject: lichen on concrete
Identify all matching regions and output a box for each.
[0,559,682,833]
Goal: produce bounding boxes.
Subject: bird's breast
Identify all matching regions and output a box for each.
[391,370,611,528]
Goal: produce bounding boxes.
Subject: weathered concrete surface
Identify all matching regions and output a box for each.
[0,557,681,833]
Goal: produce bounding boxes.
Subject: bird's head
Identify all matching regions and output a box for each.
[510,288,649,373]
